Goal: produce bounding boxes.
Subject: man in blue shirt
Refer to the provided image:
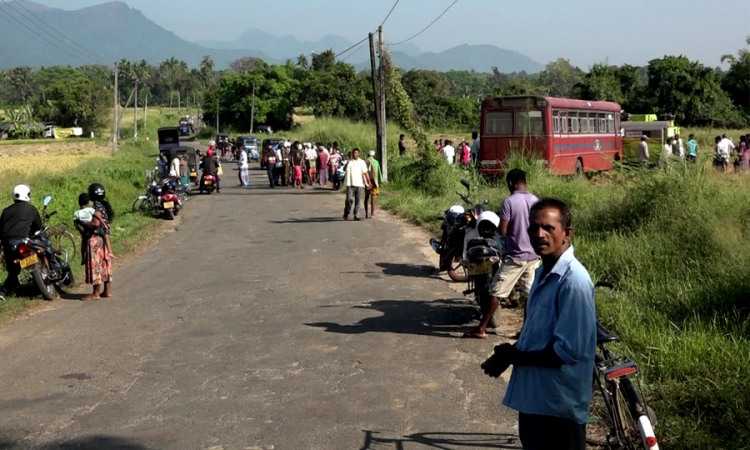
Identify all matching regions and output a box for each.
[481,197,596,450]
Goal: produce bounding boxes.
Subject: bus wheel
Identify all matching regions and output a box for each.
[575,159,584,177]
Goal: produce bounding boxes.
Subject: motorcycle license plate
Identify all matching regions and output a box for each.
[467,261,493,276]
[190,170,197,177]
[163,201,174,209]
[19,254,39,269]
[204,181,213,186]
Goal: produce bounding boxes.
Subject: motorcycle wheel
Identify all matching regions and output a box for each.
[446,251,468,282]
[165,209,175,221]
[31,262,58,301]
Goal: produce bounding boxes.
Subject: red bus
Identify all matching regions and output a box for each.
[479,96,623,176]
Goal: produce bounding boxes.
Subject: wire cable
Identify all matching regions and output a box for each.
[380,0,400,26]
[341,40,369,62]
[335,35,371,59]
[0,2,96,65]
[5,0,110,63]
[390,0,458,46]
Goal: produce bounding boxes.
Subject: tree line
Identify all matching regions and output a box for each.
[1,36,747,138]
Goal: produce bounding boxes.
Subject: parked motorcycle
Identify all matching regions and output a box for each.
[200,174,217,194]
[9,196,75,300]
[463,211,505,328]
[332,166,345,190]
[160,183,182,221]
[429,179,488,282]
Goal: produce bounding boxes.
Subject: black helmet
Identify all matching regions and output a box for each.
[88,183,106,201]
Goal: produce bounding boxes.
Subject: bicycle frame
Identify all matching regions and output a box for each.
[593,342,659,450]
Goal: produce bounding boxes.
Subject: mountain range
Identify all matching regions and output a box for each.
[0,0,544,73]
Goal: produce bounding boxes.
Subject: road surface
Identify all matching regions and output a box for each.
[0,166,519,450]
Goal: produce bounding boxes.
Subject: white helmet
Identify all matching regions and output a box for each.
[12,184,31,203]
[448,205,465,215]
[477,211,500,237]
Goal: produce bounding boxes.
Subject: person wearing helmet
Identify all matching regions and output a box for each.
[466,169,539,339]
[0,185,43,299]
[200,148,221,193]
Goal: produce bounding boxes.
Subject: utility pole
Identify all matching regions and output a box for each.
[369,32,382,160]
[250,82,256,134]
[112,61,118,154]
[215,97,219,133]
[378,25,387,182]
[133,82,138,141]
[144,95,148,138]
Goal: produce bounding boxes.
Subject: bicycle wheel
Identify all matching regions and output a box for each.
[616,378,659,450]
[48,226,78,263]
[132,197,147,213]
[587,378,618,447]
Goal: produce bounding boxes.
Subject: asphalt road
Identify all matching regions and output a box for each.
[0,165,519,450]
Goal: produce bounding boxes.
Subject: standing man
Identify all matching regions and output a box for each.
[365,150,382,219]
[442,139,456,165]
[0,185,42,300]
[318,145,329,186]
[263,145,277,189]
[686,134,699,163]
[466,169,539,339]
[471,131,481,165]
[343,148,371,221]
[636,135,650,166]
[481,198,596,450]
[398,134,407,157]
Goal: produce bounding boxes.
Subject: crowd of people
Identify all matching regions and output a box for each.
[636,132,750,173]
[0,183,114,302]
[429,131,481,167]
[260,141,383,220]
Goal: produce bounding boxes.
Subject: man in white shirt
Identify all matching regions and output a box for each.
[169,154,181,178]
[716,135,734,172]
[343,148,371,221]
[442,140,456,165]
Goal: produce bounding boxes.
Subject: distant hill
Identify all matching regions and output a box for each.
[0,1,543,73]
[196,29,423,64]
[0,1,272,68]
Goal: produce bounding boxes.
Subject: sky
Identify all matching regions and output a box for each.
[35,0,750,67]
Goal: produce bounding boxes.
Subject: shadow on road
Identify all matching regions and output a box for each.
[0,434,148,450]
[360,430,521,449]
[375,262,438,278]
[306,298,478,338]
[270,216,342,224]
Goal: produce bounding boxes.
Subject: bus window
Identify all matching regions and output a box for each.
[607,114,615,133]
[568,112,579,133]
[580,112,589,133]
[553,110,560,133]
[515,110,544,135]
[588,113,596,133]
[485,111,513,135]
[561,111,568,133]
[598,113,606,133]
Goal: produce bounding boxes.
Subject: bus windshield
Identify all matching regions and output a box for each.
[485,110,545,136]
[515,110,544,135]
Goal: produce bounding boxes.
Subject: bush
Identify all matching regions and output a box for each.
[382,153,750,448]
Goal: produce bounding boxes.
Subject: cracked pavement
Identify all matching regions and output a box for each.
[0,167,519,449]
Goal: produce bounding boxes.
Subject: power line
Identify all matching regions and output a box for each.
[390,0,458,46]
[342,39,369,62]
[0,2,95,65]
[5,0,110,64]
[335,35,371,59]
[380,0,400,26]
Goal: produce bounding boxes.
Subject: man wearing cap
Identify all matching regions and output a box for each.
[365,150,382,219]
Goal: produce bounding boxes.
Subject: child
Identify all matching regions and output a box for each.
[74,193,113,258]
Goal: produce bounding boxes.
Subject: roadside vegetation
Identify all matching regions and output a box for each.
[0,111,183,321]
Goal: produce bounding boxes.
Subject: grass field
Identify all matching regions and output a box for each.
[301,117,750,449]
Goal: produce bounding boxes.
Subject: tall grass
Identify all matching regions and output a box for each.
[382,148,750,448]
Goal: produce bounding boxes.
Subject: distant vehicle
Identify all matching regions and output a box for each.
[216,133,232,159]
[256,125,273,134]
[178,116,194,136]
[236,136,259,161]
[157,127,181,153]
[260,138,285,170]
[479,96,623,176]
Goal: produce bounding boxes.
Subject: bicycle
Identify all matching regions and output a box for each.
[587,282,659,450]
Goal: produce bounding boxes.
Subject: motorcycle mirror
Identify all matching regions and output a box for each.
[484,199,490,205]
[460,179,471,190]
[43,196,52,207]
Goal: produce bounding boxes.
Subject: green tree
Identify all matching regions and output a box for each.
[536,59,584,97]
[721,36,750,114]
[39,68,111,130]
[578,63,625,103]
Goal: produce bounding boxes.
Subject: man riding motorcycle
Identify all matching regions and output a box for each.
[200,148,221,193]
[0,185,43,300]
